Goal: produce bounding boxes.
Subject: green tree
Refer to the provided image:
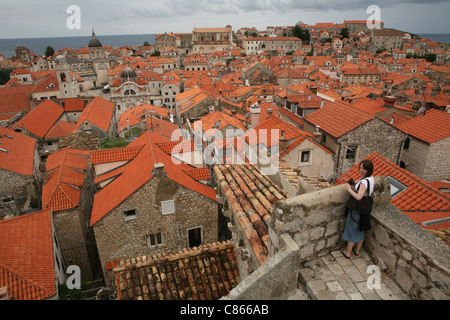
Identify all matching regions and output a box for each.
[424,53,436,62]
[340,28,349,39]
[143,41,151,47]
[0,68,13,85]
[101,137,128,149]
[151,50,160,57]
[45,46,55,58]
[291,25,310,44]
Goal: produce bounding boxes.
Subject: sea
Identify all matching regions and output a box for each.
[0,34,156,59]
[0,33,449,60]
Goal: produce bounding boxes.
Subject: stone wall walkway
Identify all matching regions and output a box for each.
[291,249,412,300]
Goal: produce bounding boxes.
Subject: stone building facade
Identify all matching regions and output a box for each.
[0,169,39,218]
[371,29,404,52]
[400,134,450,182]
[0,128,42,218]
[93,164,218,287]
[242,37,303,55]
[303,105,407,178]
[192,26,235,53]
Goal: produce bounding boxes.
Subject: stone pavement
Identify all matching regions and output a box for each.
[290,249,412,300]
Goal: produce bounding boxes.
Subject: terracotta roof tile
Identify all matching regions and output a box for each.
[112,241,239,300]
[303,99,375,138]
[91,145,144,165]
[75,96,115,132]
[118,104,169,133]
[193,111,246,135]
[0,85,34,114]
[0,209,57,300]
[397,109,450,144]
[244,115,312,148]
[64,98,84,112]
[44,121,76,139]
[0,127,36,176]
[42,149,90,212]
[183,167,210,181]
[12,100,64,138]
[213,164,288,265]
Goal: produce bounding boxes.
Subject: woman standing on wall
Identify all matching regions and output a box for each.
[341,159,374,259]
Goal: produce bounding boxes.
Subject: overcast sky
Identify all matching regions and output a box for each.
[1,0,449,39]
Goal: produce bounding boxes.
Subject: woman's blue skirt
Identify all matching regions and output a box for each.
[343,209,365,243]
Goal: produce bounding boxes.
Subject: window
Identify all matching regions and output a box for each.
[161,200,175,215]
[147,232,163,247]
[404,137,410,150]
[123,209,137,221]
[188,227,202,248]
[345,147,356,161]
[2,197,14,203]
[301,150,311,163]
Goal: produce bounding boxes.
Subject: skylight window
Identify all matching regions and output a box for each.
[387,176,407,198]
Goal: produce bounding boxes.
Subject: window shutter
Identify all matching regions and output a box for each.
[161,200,175,215]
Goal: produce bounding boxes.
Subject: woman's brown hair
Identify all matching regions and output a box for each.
[360,159,373,177]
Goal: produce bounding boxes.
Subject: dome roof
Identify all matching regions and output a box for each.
[120,67,137,80]
[88,31,102,48]
[55,55,67,64]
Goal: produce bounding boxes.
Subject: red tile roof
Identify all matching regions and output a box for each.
[336,152,450,227]
[75,96,115,132]
[64,98,84,112]
[0,209,57,300]
[42,149,90,212]
[0,85,33,114]
[113,241,239,300]
[244,115,312,147]
[44,121,76,139]
[12,100,64,138]
[91,145,144,165]
[183,167,210,181]
[397,109,450,144]
[213,164,288,265]
[381,112,413,127]
[90,132,216,226]
[350,97,387,114]
[193,110,246,134]
[118,104,169,133]
[0,127,36,176]
[303,100,375,138]
[147,118,180,140]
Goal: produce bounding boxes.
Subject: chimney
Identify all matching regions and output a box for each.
[279,132,287,154]
[310,85,317,94]
[250,103,261,128]
[231,109,237,118]
[313,125,322,143]
[383,96,397,108]
[267,108,273,117]
[153,163,165,177]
